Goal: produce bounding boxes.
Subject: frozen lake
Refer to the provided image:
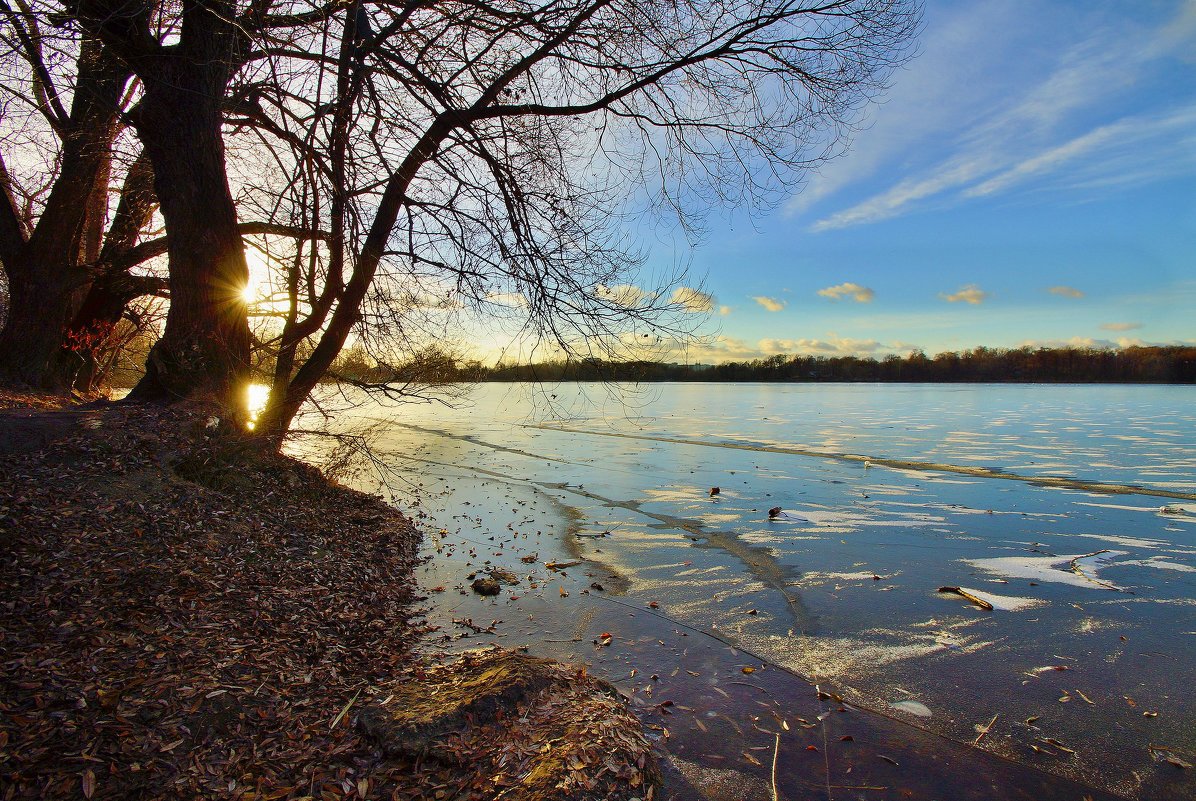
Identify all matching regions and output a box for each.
[294,382,1196,799]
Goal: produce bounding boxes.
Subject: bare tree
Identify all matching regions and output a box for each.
[224,0,922,438]
[14,0,917,430]
[0,12,136,388]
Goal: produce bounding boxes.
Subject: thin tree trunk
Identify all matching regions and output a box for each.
[254,119,455,440]
[51,154,157,390]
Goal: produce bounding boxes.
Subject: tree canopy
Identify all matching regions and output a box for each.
[0,0,921,437]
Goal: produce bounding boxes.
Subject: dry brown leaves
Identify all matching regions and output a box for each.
[1,401,429,799]
[370,651,657,801]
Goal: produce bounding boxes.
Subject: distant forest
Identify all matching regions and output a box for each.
[447,345,1196,384]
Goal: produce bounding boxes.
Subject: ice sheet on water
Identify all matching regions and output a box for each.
[1114,557,1196,573]
[966,551,1130,590]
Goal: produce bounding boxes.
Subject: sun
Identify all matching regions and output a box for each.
[240,282,256,304]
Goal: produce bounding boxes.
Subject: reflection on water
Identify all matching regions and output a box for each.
[291,382,1196,800]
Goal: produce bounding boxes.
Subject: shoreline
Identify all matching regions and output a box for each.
[358,392,1194,801]
[5,392,1188,800]
[0,396,657,799]
[391,458,1141,801]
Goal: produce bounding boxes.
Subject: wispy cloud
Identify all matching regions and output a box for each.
[940,285,989,305]
[752,296,786,312]
[1048,285,1084,298]
[812,156,994,231]
[670,286,715,313]
[817,282,876,303]
[801,2,1196,231]
[786,0,1026,218]
[718,305,732,316]
[1100,322,1142,332]
[965,107,1196,199]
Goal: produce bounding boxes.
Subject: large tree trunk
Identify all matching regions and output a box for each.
[0,257,83,387]
[0,40,129,390]
[128,36,250,410]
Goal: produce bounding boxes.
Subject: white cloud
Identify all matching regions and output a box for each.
[663,336,765,362]
[1100,322,1142,332]
[1017,336,1122,350]
[485,292,528,308]
[665,334,916,363]
[940,285,989,305]
[759,336,888,356]
[1012,335,1196,350]
[595,284,647,307]
[669,286,715,313]
[752,296,786,312]
[718,305,732,316]
[1048,285,1084,299]
[817,282,876,303]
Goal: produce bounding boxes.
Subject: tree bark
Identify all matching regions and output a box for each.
[0,39,129,389]
[127,14,250,409]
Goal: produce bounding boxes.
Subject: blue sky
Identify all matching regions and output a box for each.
[659,0,1196,362]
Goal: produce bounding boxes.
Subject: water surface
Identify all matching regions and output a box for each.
[294,382,1195,799]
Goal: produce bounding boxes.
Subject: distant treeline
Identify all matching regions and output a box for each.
[462,346,1196,383]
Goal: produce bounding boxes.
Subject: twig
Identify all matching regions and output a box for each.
[972,713,998,745]
[330,688,362,731]
[771,732,781,801]
[728,681,768,692]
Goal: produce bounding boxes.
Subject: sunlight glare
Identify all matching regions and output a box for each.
[245,382,270,431]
